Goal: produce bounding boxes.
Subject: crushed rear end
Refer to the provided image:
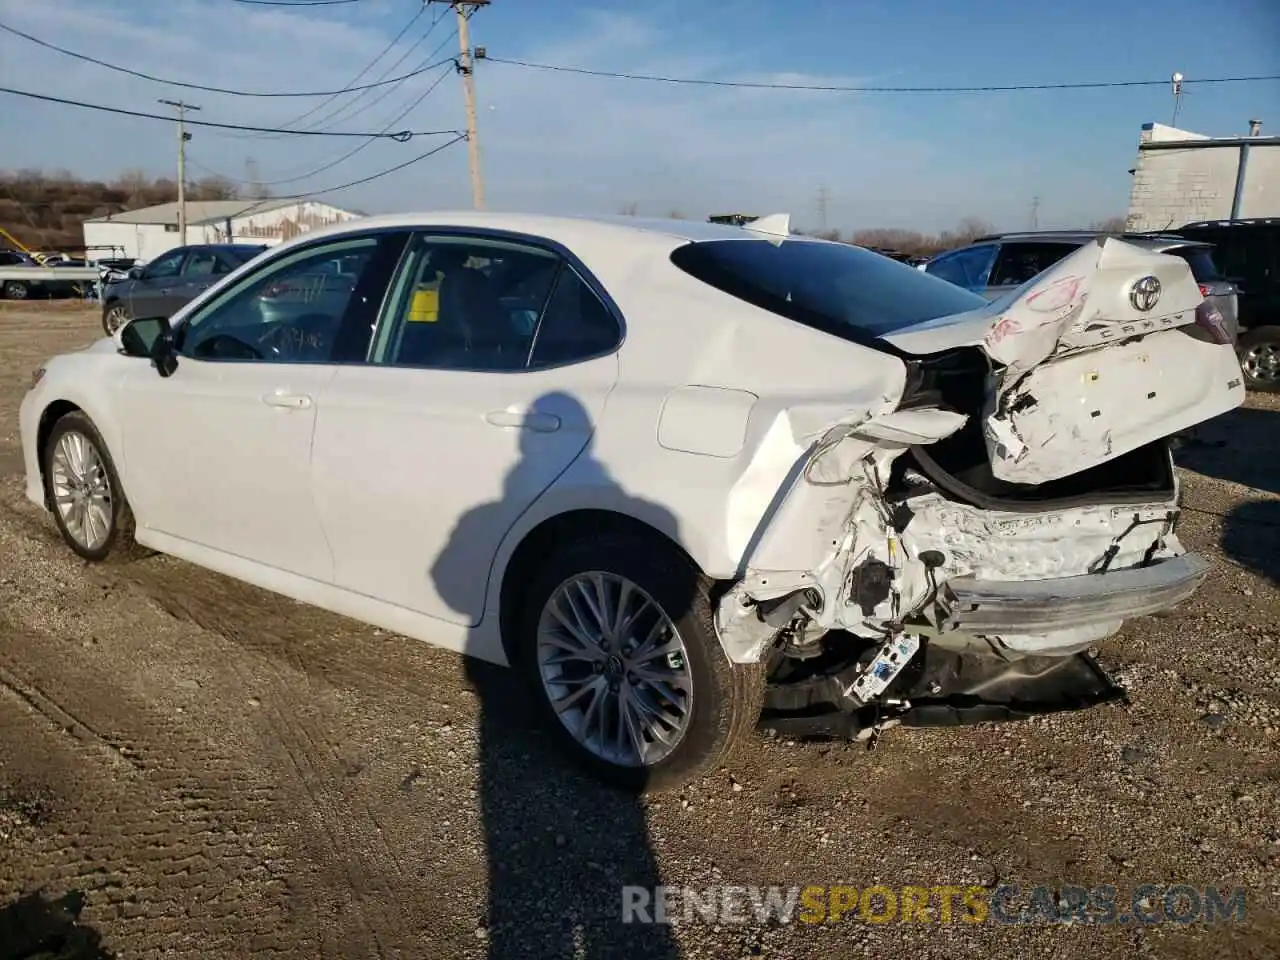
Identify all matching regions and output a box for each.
[713,237,1243,737]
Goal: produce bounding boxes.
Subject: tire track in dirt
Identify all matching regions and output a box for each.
[122,579,426,957]
[0,625,302,958]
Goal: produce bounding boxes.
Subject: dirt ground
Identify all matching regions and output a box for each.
[0,302,1277,960]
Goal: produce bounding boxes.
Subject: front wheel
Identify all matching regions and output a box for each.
[1238,326,1280,393]
[2,279,29,300]
[42,411,147,564]
[513,530,766,792]
[102,303,130,336]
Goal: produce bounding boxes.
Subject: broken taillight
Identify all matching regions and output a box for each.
[1192,300,1232,344]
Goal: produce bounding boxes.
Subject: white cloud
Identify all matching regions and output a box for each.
[0,0,1113,231]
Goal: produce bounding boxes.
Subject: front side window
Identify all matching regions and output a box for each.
[144,249,185,280]
[672,238,989,340]
[374,235,563,371]
[177,234,401,364]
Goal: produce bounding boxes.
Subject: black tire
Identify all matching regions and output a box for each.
[102,302,130,336]
[41,411,149,564]
[3,279,29,300]
[512,529,766,793]
[1238,326,1280,393]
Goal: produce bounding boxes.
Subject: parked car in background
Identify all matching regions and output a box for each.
[19,212,1243,789]
[924,231,1240,348]
[0,249,90,300]
[1172,218,1279,392]
[100,243,268,335]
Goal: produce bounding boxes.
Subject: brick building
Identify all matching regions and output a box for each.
[1125,121,1279,232]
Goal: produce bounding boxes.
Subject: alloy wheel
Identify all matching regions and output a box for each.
[1242,341,1280,384]
[50,431,113,552]
[104,306,129,335]
[536,571,694,767]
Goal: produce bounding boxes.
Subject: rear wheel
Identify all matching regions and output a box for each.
[3,279,29,300]
[512,530,765,792]
[42,412,147,564]
[1238,326,1280,393]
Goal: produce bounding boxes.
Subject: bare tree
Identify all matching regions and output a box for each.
[666,209,688,220]
[1087,215,1128,233]
[618,201,638,216]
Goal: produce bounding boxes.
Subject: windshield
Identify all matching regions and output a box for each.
[670,238,989,339]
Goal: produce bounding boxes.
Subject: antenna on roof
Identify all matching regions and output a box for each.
[744,213,791,245]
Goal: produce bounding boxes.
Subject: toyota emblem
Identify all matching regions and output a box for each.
[1130,275,1162,312]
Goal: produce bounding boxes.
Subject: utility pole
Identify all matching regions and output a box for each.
[430,0,488,209]
[159,98,201,245]
[1029,195,1040,230]
[816,185,829,234]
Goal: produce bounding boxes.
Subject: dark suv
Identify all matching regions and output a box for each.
[1173,218,1278,391]
[100,243,268,335]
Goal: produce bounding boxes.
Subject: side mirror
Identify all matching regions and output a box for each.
[119,316,179,377]
[128,265,145,280]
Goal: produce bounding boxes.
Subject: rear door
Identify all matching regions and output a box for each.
[311,232,621,628]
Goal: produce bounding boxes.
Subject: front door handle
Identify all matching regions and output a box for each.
[263,392,312,410]
[485,410,561,432]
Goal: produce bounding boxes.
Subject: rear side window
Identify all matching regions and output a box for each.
[670,239,989,339]
[1166,246,1224,282]
[989,242,1079,287]
[925,245,998,290]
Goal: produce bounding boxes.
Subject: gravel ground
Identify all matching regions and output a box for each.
[0,302,1277,960]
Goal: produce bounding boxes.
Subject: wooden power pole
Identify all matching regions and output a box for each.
[159,98,201,245]
[430,0,488,209]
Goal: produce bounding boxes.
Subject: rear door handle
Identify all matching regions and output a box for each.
[485,410,561,432]
[263,391,312,410]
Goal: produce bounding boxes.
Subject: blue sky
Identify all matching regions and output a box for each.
[0,0,1276,232]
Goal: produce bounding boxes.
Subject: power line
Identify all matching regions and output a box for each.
[486,56,1280,93]
[0,86,461,138]
[188,60,456,187]
[300,20,455,133]
[0,18,453,98]
[250,3,432,137]
[231,133,467,216]
[231,0,360,6]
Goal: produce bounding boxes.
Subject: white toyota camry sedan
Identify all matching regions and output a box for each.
[19,212,1244,789]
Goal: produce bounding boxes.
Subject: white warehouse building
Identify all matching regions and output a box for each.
[82,199,362,263]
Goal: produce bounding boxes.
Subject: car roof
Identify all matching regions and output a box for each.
[1180,217,1280,229]
[968,230,1210,251]
[264,210,810,253]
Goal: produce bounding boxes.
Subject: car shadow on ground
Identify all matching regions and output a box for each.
[1175,404,1280,495]
[1221,499,1280,587]
[0,890,114,960]
[431,392,683,960]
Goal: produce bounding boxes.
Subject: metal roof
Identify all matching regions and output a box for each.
[84,198,355,226]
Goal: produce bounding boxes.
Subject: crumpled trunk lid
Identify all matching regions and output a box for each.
[881,237,1246,485]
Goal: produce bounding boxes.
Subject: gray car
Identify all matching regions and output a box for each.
[924,231,1240,345]
[100,243,267,335]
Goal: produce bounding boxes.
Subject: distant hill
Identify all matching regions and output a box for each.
[0,168,262,253]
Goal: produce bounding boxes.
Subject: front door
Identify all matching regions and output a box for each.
[126,246,188,319]
[311,232,623,626]
[116,231,409,582]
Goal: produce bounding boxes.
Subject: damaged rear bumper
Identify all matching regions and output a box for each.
[930,554,1211,635]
